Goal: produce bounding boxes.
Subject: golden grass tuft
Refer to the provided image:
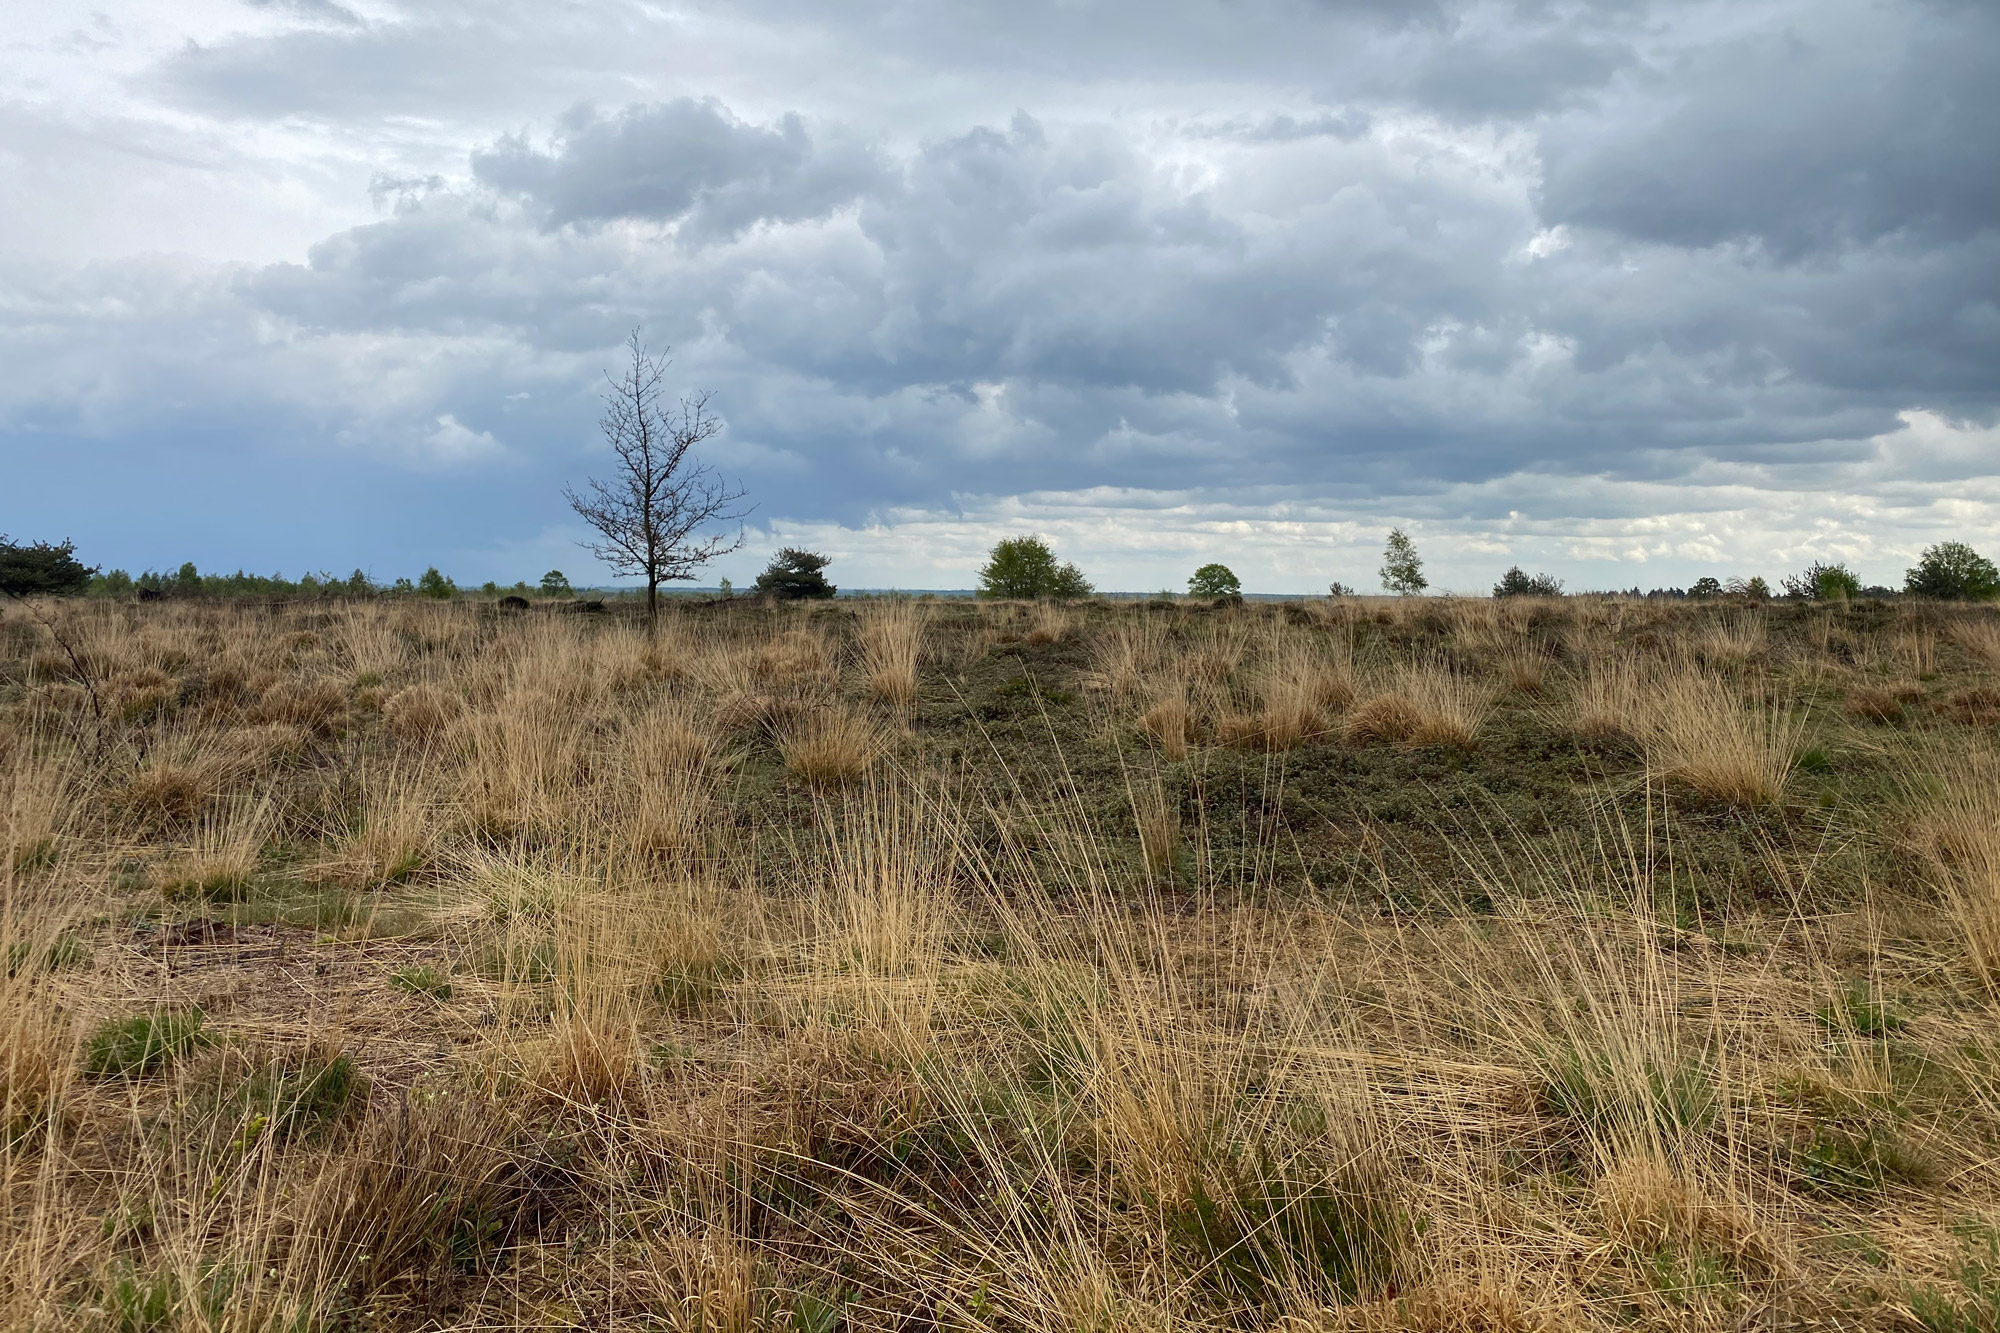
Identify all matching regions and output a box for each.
[1951,619,2000,671]
[1639,670,1807,806]
[1593,1156,1780,1276]
[1909,741,2000,990]
[123,758,214,829]
[779,708,881,786]
[1348,659,1491,747]
[1022,602,1072,645]
[381,682,458,742]
[251,677,349,737]
[1570,656,1646,739]
[1137,682,1192,759]
[1343,691,1425,745]
[858,600,929,712]
[1844,684,1905,724]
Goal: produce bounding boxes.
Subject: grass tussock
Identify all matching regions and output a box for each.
[858,600,929,712]
[1639,669,1807,806]
[779,707,881,785]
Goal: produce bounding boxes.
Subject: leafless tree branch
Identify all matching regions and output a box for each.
[563,329,752,631]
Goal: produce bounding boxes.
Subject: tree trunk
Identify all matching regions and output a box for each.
[646,574,658,637]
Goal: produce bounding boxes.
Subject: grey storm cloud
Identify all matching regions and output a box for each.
[1537,2,2000,258]
[471,100,888,241]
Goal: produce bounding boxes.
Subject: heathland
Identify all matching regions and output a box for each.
[6,593,2000,1330]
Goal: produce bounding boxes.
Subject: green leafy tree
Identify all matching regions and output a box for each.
[1187,563,1242,599]
[416,567,455,599]
[754,548,836,600]
[174,562,201,595]
[1327,580,1356,597]
[0,536,94,597]
[1493,567,1563,598]
[1688,576,1722,599]
[1782,561,1862,600]
[1379,529,1427,596]
[978,536,1092,600]
[1905,541,2000,601]
[540,570,573,597]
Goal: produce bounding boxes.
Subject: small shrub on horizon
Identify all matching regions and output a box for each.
[754,547,837,600]
[1783,560,1863,600]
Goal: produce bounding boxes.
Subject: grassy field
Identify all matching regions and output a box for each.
[6,592,2000,1330]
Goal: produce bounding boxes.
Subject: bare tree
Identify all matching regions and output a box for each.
[565,331,750,632]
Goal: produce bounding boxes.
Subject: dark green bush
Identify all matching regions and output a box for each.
[754,548,837,599]
[0,536,93,597]
[1493,566,1563,597]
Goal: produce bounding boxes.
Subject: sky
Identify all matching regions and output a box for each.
[2,0,1997,594]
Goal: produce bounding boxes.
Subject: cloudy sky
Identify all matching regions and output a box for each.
[3,0,1996,592]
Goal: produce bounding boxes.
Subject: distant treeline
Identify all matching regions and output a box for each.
[84,563,586,601]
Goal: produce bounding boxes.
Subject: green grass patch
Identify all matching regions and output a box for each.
[390,964,453,999]
[83,1009,208,1078]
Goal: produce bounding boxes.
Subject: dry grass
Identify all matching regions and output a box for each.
[858,600,930,712]
[1137,680,1192,759]
[1570,656,1647,739]
[779,706,881,785]
[1022,602,1072,645]
[1347,659,1491,747]
[1638,669,1807,806]
[7,593,2000,1331]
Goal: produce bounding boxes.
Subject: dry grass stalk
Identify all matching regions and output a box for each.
[1503,646,1549,696]
[1131,777,1181,881]
[1347,659,1491,747]
[1909,741,2000,990]
[382,682,458,743]
[1570,657,1646,740]
[1696,613,1767,666]
[1952,619,2000,671]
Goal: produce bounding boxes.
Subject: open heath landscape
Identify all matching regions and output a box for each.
[8,590,2000,1330]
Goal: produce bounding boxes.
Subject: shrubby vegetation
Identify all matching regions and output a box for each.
[753,547,837,599]
[1906,540,2000,601]
[978,534,1092,599]
[1493,566,1563,597]
[0,536,93,597]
